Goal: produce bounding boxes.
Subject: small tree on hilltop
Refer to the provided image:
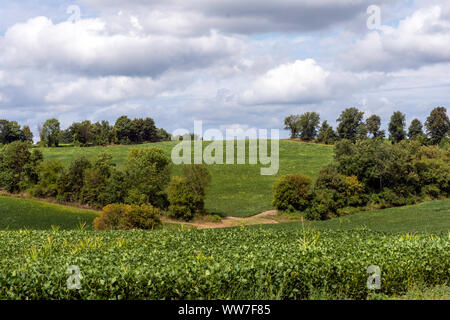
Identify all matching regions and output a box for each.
[317,121,337,145]
[336,107,365,142]
[425,107,450,145]
[284,115,301,139]
[388,111,406,143]
[408,118,424,139]
[41,118,60,147]
[298,112,320,141]
[366,114,385,139]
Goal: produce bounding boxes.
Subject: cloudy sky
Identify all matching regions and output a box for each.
[1,0,450,138]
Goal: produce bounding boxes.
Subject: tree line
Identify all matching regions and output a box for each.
[0,115,171,147]
[284,106,450,146]
[0,141,212,228]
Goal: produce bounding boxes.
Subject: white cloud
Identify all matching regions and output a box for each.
[240,59,385,105]
[0,16,245,77]
[344,6,450,71]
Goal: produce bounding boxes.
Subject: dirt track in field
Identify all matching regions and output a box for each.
[162,210,284,229]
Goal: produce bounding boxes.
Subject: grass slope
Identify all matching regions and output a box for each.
[267,199,450,234]
[40,140,334,217]
[0,196,98,230]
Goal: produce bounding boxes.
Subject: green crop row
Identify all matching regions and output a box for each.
[0,228,448,300]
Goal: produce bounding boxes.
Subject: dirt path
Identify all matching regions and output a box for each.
[162,210,281,229]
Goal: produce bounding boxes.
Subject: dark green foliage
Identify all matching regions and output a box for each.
[298,112,320,141]
[333,138,449,208]
[425,106,450,145]
[335,139,392,191]
[98,169,128,205]
[388,111,406,143]
[93,203,162,230]
[0,120,22,144]
[114,116,159,145]
[32,160,64,197]
[114,115,133,145]
[366,114,385,138]
[167,165,212,220]
[57,156,92,202]
[80,153,116,207]
[40,118,60,147]
[317,121,337,144]
[336,107,365,141]
[182,164,211,214]
[308,165,366,219]
[124,148,171,208]
[167,176,196,221]
[20,125,33,143]
[408,118,424,139]
[156,128,171,141]
[284,115,301,139]
[272,174,312,213]
[0,141,42,192]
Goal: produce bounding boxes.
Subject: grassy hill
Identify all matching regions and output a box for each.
[40,140,334,217]
[1,194,448,233]
[264,199,450,234]
[0,196,98,230]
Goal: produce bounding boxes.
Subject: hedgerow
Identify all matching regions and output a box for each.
[0,228,447,300]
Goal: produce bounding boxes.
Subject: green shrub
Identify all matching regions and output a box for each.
[204,214,222,223]
[122,204,162,230]
[310,165,366,218]
[272,174,312,213]
[80,153,116,207]
[167,176,195,221]
[124,148,171,209]
[94,203,162,230]
[182,164,211,214]
[32,160,64,197]
[57,156,92,202]
[80,168,108,208]
[98,169,128,205]
[0,141,42,192]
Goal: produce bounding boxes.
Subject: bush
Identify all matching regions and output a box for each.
[32,160,64,197]
[94,203,162,230]
[182,164,211,214]
[80,168,108,208]
[80,153,116,207]
[98,169,128,205]
[204,214,222,223]
[57,156,92,202]
[124,148,171,209]
[272,174,312,213]
[0,141,42,192]
[310,165,366,219]
[167,176,196,221]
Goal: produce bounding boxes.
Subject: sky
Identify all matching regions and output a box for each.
[0,0,449,139]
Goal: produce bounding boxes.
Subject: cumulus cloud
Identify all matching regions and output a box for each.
[344,6,450,71]
[0,16,245,77]
[240,59,385,105]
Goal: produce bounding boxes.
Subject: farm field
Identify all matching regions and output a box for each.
[268,199,450,234]
[1,140,447,300]
[0,195,98,230]
[40,140,334,217]
[0,227,448,300]
[1,194,448,233]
